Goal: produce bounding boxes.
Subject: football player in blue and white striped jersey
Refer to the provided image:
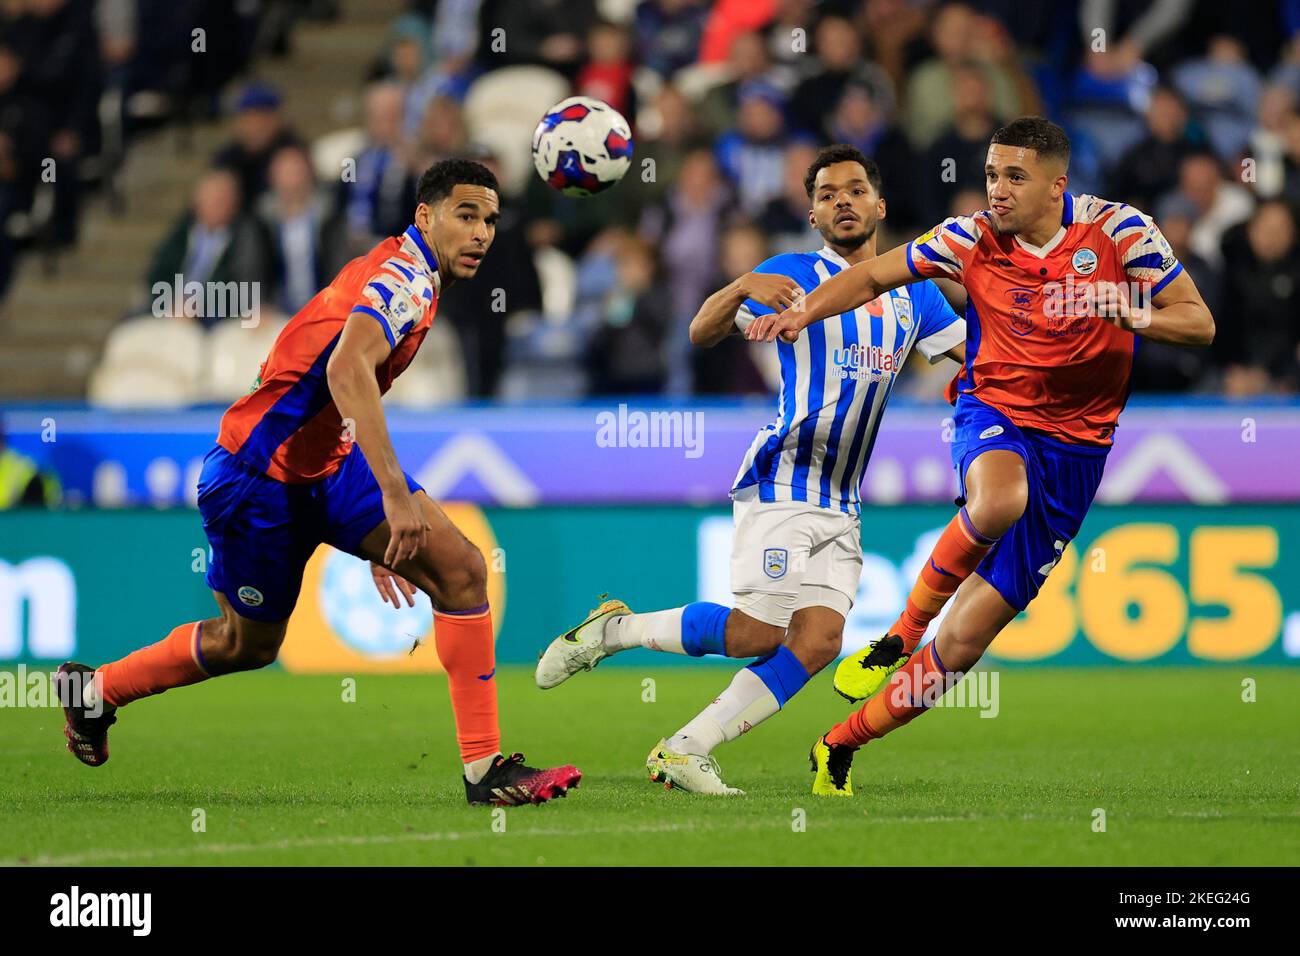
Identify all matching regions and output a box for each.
[536,145,965,794]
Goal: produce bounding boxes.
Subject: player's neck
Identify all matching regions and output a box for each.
[1018,200,1065,249]
[830,234,877,266]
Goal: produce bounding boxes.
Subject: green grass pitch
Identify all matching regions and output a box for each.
[2,666,1297,866]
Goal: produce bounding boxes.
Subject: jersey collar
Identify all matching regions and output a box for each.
[817,245,849,269]
[1011,192,1074,259]
[402,224,442,292]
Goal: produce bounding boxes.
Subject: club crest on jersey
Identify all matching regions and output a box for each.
[1005,287,1036,336]
[1071,248,1098,276]
[763,548,788,580]
[893,296,913,331]
[238,585,264,607]
[979,425,1004,440]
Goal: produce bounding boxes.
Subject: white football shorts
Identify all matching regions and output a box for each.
[729,486,862,628]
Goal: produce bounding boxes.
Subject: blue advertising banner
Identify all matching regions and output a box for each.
[2,398,1299,508]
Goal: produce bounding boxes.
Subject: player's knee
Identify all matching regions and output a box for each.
[967,481,1027,537]
[726,611,785,657]
[439,542,487,609]
[234,638,281,670]
[208,614,283,671]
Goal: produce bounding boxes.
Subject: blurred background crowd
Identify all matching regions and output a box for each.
[3,0,1300,406]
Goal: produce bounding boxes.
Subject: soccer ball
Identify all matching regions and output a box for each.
[531,96,633,197]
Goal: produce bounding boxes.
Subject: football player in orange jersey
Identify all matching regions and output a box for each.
[58,159,581,806]
[749,118,1214,795]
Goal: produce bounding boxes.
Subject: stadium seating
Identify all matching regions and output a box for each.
[462,66,571,195]
[205,313,290,402]
[383,319,467,406]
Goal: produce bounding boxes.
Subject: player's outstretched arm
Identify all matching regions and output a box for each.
[326,312,430,566]
[1111,269,1215,347]
[689,272,803,348]
[746,243,916,343]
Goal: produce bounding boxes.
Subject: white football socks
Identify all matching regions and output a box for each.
[666,668,780,756]
[603,608,688,655]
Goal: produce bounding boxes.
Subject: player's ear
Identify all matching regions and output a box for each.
[414,201,433,231]
[807,206,816,229]
[877,196,887,221]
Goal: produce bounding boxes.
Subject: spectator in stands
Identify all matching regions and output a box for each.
[634,0,709,78]
[922,64,998,226]
[758,141,820,255]
[9,0,102,247]
[386,22,431,139]
[1077,0,1194,78]
[763,0,815,77]
[904,3,1026,150]
[409,94,468,173]
[0,40,48,296]
[640,147,735,391]
[1171,34,1262,160]
[615,82,703,217]
[1245,84,1297,200]
[715,79,793,215]
[788,15,894,141]
[479,0,596,77]
[145,168,271,328]
[860,0,929,100]
[339,81,415,250]
[585,233,672,394]
[693,221,769,396]
[212,83,302,209]
[576,20,636,118]
[697,29,790,139]
[1163,150,1254,267]
[1273,108,1300,203]
[256,145,349,315]
[1110,85,1200,211]
[1215,199,1300,395]
[1129,194,1216,391]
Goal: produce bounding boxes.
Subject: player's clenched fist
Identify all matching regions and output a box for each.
[738,272,803,312]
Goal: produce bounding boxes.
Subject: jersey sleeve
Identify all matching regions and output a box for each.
[911,280,966,363]
[351,257,435,349]
[733,254,808,333]
[905,215,983,283]
[1105,205,1184,296]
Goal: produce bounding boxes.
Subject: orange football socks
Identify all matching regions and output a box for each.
[893,506,997,651]
[98,621,210,708]
[434,604,502,763]
[826,640,951,748]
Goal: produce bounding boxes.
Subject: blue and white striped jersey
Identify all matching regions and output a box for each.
[732,246,965,514]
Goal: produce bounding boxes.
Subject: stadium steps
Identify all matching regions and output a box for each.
[0,0,403,400]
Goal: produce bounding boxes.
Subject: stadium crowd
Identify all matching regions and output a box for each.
[7,0,1300,401]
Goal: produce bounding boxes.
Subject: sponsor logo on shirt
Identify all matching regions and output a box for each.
[832,343,907,380]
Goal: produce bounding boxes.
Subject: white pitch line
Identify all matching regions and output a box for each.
[6,819,774,866]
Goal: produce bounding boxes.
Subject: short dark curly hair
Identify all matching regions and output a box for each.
[804,144,883,198]
[416,158,499,206]
[990,117,1071,167]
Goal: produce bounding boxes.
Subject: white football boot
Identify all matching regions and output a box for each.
[646,739,744,795]
[535,597,631,689]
